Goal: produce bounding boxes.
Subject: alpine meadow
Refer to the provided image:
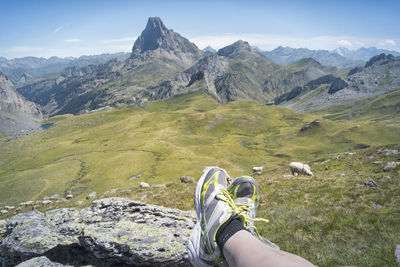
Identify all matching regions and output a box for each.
[1,2,400,266]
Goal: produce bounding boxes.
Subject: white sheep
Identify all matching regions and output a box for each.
[253,166,263,175]
[289,162,313,176]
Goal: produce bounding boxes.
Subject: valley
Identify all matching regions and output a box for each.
[1,15,400,267]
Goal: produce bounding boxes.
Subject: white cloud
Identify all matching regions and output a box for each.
[100,37,137,44]
[64,39,81,43]
[53,25,64,34]
[337,40,353,47]
[384,39,396,46]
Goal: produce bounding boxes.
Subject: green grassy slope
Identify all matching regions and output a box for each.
[1,92,399,266]
[313,88,400,122]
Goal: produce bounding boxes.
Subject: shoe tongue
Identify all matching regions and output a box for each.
[235,182,253,198]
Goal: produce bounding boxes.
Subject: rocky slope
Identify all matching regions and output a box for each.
[264,58,337,101]
[0,72,41,135]
[0,198,196,266]
[276,54,400,112]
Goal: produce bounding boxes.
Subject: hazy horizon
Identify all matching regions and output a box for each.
[1,0,399,59]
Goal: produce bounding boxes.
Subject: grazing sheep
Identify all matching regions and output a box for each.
[253,166,263,175]
[289,162,313,176]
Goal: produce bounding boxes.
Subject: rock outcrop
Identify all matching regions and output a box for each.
[0,198,196,266]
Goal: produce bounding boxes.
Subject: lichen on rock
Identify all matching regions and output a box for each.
[0,198,196,266]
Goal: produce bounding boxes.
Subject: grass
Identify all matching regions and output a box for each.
[1,92,400,266]
[313,88,400,123]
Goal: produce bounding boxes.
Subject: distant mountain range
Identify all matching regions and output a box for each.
[8,17,400,122]
[17,17,340,116]
[262,46,400,68]
[0,52,130,86]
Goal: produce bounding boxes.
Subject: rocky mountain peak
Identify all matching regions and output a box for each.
[131,17,200,58]
[365,53,395,68]
[217,40,252,57]
[295,57,323,67]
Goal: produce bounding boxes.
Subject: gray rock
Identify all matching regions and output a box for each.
[364,180,378,188]
[140,182,150,188]
[42,200,52,205]
[383,162,399,171]
[65,194,73,200]
[24,201,34,206]
[0,210,9,215]
[4,206,14,210]
[0,198,197,266]
[180,175,196,183]
[49,194,60,201]
[128,173,142,181]
[16,256,71,267]
[86,192,97,200]
[383,149,399,156]
[395,244,400,264]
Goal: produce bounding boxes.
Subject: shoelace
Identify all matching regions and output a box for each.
[216,188,269,239]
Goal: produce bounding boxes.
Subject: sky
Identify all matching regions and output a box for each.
[0,0,399,59]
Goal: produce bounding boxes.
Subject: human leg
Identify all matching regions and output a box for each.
[223,230,315,267]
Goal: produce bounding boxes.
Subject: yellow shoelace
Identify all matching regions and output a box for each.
[216,188,269,239]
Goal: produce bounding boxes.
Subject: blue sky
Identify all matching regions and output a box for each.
[1,0,399,59]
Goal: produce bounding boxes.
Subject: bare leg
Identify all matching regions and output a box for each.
[223,230,315,267]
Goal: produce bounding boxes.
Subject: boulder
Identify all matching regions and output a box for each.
[383,162,399,171]
[1,210,9,215]
[24,201,34,206]
[0,198,196,266]
[4,206,14,210]
[364,180,378,188]
[86,192,97,200]
[180,175,196,183]
[49,194,60,201]
[65,194,73,200]
[140,182,150,188]
[42,200,52,205]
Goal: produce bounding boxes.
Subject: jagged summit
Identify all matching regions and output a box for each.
[131,17,200,58]
[203,45,217,53]
[365,53,395,68]
[294,57,323,67]
[217,40,252,58]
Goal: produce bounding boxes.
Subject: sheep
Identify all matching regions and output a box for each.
[289,162,313,176]
[253,166,263,175]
